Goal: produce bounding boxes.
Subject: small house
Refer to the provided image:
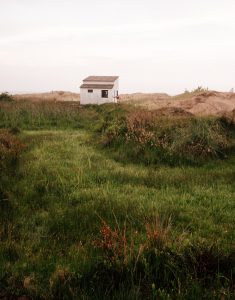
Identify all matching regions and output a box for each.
[80,76,119,105]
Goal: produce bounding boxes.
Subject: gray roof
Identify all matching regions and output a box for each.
[83,76,119,82]
[80,84,114,89]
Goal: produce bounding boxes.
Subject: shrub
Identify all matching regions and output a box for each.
[169,118,230,159]
[101,110,232,164]
[0,129,25,174]
[0,92,14,102]
[191,86,209,93]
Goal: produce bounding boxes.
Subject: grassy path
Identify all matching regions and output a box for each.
[19,130,235,242]
[1,129,234,299]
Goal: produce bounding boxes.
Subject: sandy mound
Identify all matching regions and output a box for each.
[171,92,235,116]
[121,91,235,117]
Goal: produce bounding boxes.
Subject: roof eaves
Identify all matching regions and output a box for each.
[83,76,119,82]
[80,84,114,89]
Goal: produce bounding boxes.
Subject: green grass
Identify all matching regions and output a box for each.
[0,101,235,299]
[0,100,130,131]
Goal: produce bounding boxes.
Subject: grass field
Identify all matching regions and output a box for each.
[0,99,235,299]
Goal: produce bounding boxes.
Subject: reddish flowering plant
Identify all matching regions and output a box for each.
[93,217,172,269]
[93,220,128,264]
[145,217,171,249]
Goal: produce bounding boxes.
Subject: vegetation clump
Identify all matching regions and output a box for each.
[100,110,233,165]
[184,86,209,94]
[0,129,25,173]
[0,92,14,102]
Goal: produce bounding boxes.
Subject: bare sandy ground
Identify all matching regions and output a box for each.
[120,91,235,117]
[14,90,235,117]
[175,92,235,116]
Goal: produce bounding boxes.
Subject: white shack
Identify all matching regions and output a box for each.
[80,76,119,105]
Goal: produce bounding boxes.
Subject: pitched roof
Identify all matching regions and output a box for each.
[83,76,119,82]
[80,84,114,89]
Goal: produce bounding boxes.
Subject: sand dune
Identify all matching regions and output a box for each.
[120,91,235,117]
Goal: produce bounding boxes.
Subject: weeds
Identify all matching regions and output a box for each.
[95,221,126,258]
[184,86,209,94]
[100,110,233,165]
[145,217,171,249]
[90,219,234,299]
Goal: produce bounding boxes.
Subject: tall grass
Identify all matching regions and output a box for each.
[0,100,130,131]
[99,110,234,165]
[0,101,234,299]
[0,129,25,209]
[0,100,81,129]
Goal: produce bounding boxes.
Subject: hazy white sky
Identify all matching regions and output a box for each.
[0,0,235,94]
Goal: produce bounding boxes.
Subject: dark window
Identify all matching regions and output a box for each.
[88,89,93,93]
[101,90,108,98]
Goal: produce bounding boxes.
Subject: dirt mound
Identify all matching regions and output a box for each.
[184,92,235,116]
[121,91,235,117]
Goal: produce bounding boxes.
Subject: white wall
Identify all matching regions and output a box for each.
[80,79,119,105]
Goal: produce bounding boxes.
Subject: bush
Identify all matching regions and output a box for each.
[0,92,14,102]
[100,110,232,164]
[191,86,209,93]
[0,129,25,174]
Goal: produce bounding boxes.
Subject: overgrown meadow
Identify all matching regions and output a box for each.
[0,96,235,299]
